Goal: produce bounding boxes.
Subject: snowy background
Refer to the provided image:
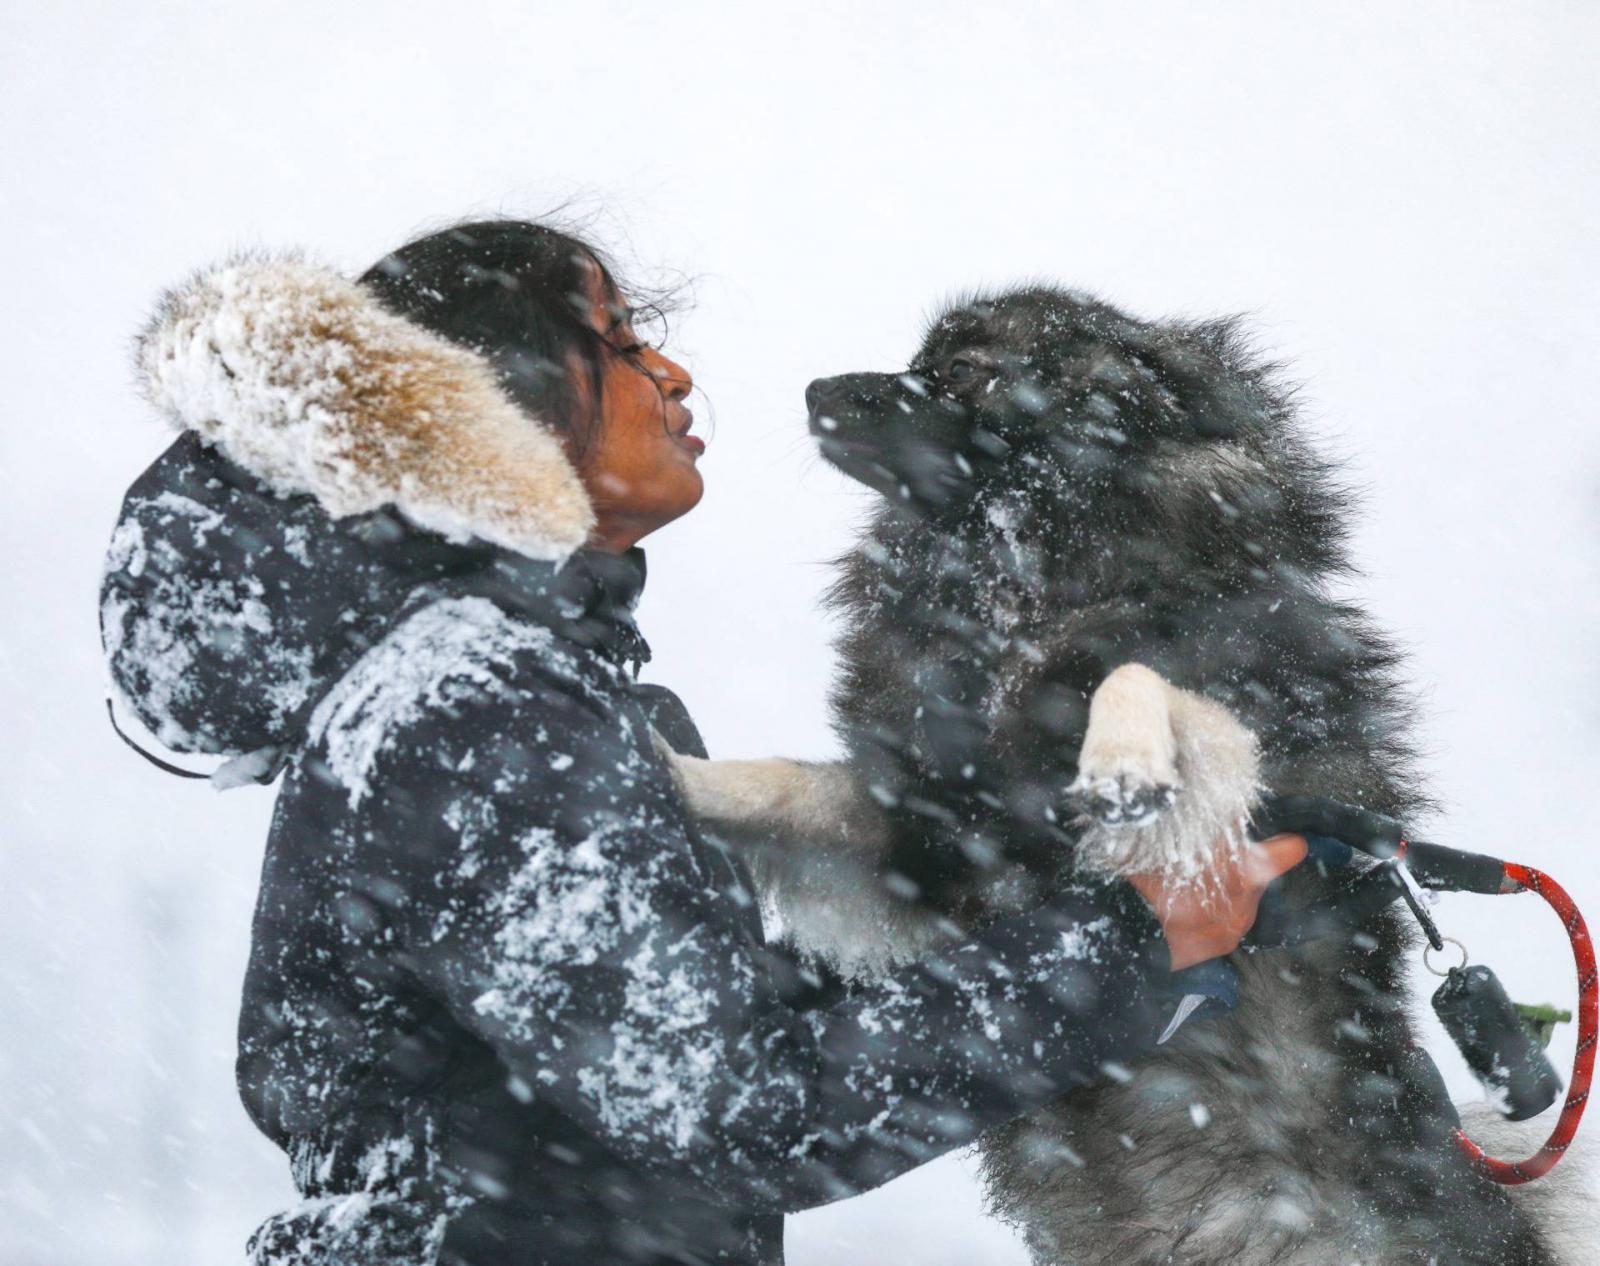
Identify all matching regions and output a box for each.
[4,2,1599,1262]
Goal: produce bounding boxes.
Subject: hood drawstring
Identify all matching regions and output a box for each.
[106,698,210,780]
[106,697,287,788]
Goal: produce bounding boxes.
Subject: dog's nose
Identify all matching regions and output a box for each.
[805,377,840,414]
[808,373,895,417]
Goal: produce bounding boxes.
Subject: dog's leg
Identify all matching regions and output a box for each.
[667,752,867,842]
[1069,664,1261,883]
[658,745,941,975]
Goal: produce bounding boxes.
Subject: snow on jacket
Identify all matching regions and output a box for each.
[101,256,1179,1266]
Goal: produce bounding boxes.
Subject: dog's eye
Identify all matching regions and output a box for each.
[945,357,979,383]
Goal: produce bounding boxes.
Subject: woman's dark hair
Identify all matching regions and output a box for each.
[358,219,664,464]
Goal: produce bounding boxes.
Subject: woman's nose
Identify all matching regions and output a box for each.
[643,348,693,401]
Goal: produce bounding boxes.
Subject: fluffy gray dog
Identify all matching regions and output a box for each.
[668,288,1590,1263]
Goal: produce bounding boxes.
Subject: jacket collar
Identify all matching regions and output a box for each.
[438,546,652,674]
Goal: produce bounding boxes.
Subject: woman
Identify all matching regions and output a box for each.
[102,220,1305,1265]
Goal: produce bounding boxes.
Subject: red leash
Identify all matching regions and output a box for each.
[1452,863,1598,1184]
[1231,795,1595,1184]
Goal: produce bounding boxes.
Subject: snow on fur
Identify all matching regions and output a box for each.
[135,253,595,562]
[1073,685,1262,888]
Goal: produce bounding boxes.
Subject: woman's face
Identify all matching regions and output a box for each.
[570,267,703,553]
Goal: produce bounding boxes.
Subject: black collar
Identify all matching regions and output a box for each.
[437,546,653,675]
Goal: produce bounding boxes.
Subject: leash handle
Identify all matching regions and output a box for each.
[1454,863,1598,1184]
[1250,794,1596,1183]
[1249,795,1508,892]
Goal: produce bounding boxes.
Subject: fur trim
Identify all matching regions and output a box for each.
[135,253,595,561]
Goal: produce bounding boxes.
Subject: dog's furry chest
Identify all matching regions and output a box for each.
[982,950,1414,1266]
[836,564,1089,769]
[823,583,1564,1262]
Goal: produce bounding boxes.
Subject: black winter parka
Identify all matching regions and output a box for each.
[103,256,1180,1266]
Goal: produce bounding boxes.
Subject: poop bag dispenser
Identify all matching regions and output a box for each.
[1432,964,1563,1122]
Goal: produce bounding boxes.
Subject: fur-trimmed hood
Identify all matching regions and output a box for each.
[135,253,594,561]
[103,255,615,764]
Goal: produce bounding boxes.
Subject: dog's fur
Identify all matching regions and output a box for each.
[671,288,1587,1263]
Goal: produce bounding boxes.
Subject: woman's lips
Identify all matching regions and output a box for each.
[673,412,704,456]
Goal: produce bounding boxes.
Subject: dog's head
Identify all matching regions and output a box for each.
[809,287,1278,517]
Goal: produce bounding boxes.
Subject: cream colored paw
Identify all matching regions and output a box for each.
[1067,769,1179,827]
[1074,676,1262,883]
[1067,663,1182,829]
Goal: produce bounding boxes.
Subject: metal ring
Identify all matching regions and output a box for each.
[1423,936,1469,977]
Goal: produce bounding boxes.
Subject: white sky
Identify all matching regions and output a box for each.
[3,2,1597,1261]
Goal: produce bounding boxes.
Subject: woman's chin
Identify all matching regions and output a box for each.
[677,466,706,514]
[665,447,705,497]
[651,464,705,528]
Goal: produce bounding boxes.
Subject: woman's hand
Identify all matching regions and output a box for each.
[1128,833,1308,970]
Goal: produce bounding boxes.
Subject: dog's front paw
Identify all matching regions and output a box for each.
[1067,663,1184,829]
[1066,768,1179,828]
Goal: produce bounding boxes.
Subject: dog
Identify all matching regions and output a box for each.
[667,288,1589,1263]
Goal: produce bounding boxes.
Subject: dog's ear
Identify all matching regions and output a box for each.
[1139,324,1269,440]
[1074,311,1263,441]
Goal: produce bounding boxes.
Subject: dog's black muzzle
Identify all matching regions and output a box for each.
[806,371,990,511]
[806,372,913,483]
[806,372,912,434]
